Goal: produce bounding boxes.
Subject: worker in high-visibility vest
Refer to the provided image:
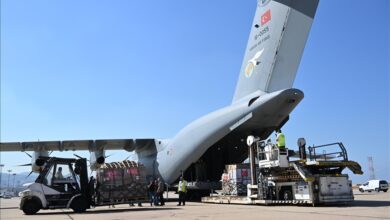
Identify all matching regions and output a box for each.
[177,176,187,206]
[276,129,286,149]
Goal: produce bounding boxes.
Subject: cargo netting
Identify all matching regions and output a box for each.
[95,160,148,204]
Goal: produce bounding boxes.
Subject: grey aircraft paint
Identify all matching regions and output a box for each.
[233,0,319,102]
[0,0,319,185]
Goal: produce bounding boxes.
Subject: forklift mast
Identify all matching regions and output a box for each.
[75,158,91,205]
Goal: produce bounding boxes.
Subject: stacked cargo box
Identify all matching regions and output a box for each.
[222,164,258,196]
[96,161,148,204]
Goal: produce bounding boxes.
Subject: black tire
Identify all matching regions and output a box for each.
[384,189,388,192]
[21,197,41,215]
[70,196,88,213]
[359,188,364,193]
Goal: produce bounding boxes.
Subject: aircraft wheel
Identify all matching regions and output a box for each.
[21,197,41,215]
[71,196,88,213]
[359,188,364,193]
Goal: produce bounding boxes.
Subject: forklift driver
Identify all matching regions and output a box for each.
[55,167,65,179]
[53,166,77,193]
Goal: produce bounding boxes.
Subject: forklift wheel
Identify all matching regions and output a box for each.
[70,196,88,213]
[22,197,41,215]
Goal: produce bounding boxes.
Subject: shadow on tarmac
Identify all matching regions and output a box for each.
[283,200,390,208]
[34,207,180,215]
[313,200,390,208]
[349,200,390,208]
[0,207,19,210]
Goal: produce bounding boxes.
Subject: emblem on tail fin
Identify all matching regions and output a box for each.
[245,49,264,78]
[261,10,272,26]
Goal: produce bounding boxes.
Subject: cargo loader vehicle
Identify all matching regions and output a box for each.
[202,137,363,206]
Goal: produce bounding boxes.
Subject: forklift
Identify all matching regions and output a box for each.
[19,157,91,214]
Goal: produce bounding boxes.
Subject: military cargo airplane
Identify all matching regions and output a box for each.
[0,0,319,185]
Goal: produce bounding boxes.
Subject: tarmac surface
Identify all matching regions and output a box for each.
[1,191,389,220]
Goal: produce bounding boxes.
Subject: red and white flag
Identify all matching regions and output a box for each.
[261,9,271,26]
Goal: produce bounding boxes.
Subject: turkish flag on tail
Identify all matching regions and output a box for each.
[261,9,271,26]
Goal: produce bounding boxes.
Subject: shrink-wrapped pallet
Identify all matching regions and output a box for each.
[96,160,148,204]
[222,164,259,196]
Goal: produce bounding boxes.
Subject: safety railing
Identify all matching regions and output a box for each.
[256,141,287,162]
[308,142,348,161]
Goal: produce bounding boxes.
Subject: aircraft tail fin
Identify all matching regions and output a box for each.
[233,0,319,103]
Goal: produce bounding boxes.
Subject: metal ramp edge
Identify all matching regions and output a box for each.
[345,161,363,175]
[292,163,314,182]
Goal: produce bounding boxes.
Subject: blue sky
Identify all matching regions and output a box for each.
[1,0,389,183]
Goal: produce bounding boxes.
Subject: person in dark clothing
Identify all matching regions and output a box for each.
[147,179,156,206]
[156,177,165,206]
[88,176,96,206]
[153,179,159,205]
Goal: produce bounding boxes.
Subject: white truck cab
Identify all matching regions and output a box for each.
[359,180,388,192]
